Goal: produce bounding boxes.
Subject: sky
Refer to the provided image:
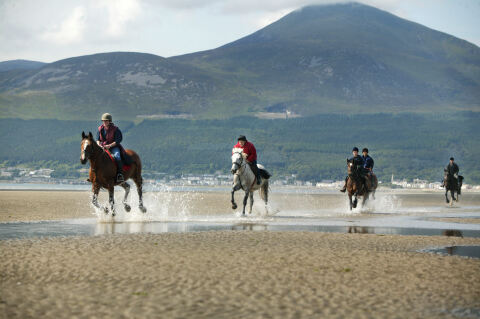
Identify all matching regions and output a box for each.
[0,0,479,63]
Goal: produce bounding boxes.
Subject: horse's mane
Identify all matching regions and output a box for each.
[232,148,247,159]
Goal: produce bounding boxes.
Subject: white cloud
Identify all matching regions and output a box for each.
[96,0,142,37]
[41,6,86,44]
[256,8,295,29]
[0,0,478,62]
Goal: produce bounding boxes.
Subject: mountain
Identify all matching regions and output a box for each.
[172,3,480,114]
[0,3,479,120]
[0,59,46,72]
[0,52,230,119]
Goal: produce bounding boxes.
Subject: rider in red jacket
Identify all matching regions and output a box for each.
[233,135,261,184]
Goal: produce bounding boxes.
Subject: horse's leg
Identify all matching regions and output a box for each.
[121,182,131,212]
[451,188,456,202]
[133,176,147,213]
[108,186,116,217]
[92,184,101,209]
[242,190,249,216]
[445,189,449,204]
[248,192,254,215]
[348,193,353,210]
[362,193,368,207]
[231,183,241,210]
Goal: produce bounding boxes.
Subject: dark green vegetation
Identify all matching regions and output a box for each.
[1,112,478,183]
[0,3,479,120]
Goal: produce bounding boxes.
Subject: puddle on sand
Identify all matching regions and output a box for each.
[422,246,480,259]
[0,219,480,240]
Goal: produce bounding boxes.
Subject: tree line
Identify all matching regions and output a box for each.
[0,112,478,184]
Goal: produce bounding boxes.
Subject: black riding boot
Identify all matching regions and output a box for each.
[254,165,261,185]
[340,176,348,192]
[116,161,125,183]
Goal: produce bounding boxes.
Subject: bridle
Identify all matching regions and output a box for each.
[231,151,247,175]
[81,138,102,164]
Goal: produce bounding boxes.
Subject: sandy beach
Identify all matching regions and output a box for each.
[1,231,479,319]
[1,189,480,318]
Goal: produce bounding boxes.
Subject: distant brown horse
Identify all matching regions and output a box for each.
[80,132,146,216]
[346,158,378,210]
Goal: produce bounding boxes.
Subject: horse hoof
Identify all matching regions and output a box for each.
[112,212,116,217]
[124,204,131,212]
[232,203,237,210]
[103,207,109,214]
[140,206,147,213]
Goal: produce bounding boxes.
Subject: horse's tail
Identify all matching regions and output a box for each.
[260,178,269,203]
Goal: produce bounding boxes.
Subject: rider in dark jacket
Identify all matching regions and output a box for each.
[362,148,374,173]
[443,157,460,192]
[340,147,365,192]
[96,113,125,183]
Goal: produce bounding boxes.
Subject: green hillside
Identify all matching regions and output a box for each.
[1,112,479,184]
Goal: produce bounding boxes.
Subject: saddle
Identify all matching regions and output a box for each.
[259,168,271,179]
[105,149,132,171]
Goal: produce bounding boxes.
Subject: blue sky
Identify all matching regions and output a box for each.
[0,0,479,63]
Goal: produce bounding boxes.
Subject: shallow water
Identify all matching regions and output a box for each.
[0,218,479,241]
[421,246,480,259]
[1,184,480,241]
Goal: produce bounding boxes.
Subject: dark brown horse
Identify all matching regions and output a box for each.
[444,174,463,206]
[346,158,378,210]
[80,132,146,216]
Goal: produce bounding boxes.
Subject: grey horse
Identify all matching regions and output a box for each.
[230,149,270,216]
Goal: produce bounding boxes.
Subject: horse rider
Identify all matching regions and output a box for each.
[443,157,460,192]
[96,113,125,183]
[233,135,261,184]
[340,147,368,193]
[362,148,374,174]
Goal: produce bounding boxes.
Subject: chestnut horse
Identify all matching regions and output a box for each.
[80,132,146,216]
[346,158,378,210]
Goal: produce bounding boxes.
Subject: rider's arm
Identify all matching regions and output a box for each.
[96,130,102,146]
[114,129,123,145]
[106,129,123,149]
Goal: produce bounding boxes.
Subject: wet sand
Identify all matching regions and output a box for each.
[1,190,480,318]
[1,231,480,319]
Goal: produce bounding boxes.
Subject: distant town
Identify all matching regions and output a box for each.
[1,166,479,191]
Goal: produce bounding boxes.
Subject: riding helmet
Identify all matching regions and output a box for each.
[238,135,247,141]
[362,148,368,153]
[450,157,454,161]
[101,113,112,121]
[352,147,359,152]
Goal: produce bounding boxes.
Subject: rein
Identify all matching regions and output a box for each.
[233,154,256,190]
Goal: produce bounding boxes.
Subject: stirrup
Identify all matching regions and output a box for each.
[116,173,124,183]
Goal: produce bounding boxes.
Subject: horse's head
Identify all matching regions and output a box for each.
[231,148,246,174]
[346,158,354,176]
[80,131,95,164]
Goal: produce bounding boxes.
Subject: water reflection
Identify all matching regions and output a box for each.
[0,220,479,240]
[423,246,480,259]
[347,226,372,234]
[442,230,463,238]
[231,224,268,231]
